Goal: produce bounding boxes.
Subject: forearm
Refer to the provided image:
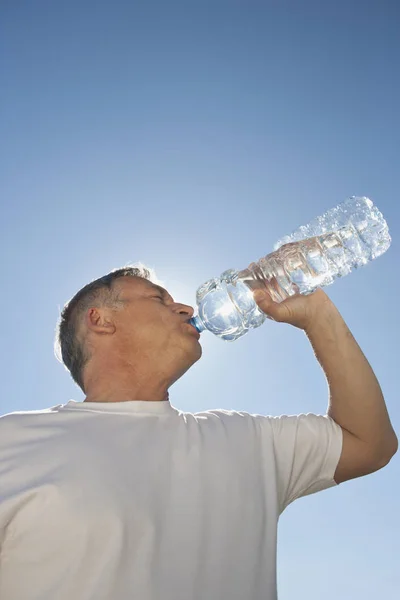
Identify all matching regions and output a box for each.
[304,299,397,455]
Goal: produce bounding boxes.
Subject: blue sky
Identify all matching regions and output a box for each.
[1,1,399,597]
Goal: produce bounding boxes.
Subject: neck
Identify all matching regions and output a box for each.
[84,385,170,403]
[83,360,170,403]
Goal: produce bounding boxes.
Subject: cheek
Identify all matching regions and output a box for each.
[132,319,173,346]
[120,310,177,347]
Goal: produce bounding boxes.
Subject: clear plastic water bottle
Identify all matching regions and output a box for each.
[189,196,391,341]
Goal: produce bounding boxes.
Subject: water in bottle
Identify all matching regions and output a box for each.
[189,196,391,341]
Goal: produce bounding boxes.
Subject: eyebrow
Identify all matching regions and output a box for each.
[153,285,172,300]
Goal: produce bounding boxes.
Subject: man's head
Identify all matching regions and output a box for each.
[54,264,202,399]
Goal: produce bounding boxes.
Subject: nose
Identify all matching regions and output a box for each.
[173,303,195,319]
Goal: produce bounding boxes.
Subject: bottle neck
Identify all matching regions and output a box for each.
[189,315,206,333]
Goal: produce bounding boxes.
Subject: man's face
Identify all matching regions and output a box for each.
[109,277,202,383]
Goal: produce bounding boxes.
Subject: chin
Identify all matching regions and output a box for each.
[186,341,203,366]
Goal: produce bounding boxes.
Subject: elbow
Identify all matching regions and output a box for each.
[376,433,398,469]
[385,429,398,461]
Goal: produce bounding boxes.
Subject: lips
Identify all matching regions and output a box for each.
[186,323,200,338]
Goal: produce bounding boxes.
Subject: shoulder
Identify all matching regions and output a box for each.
[1,404,63,421]
[0,404,64,438]
[192,407,260,422]
[188,410,341,441]
[190,407,275,436]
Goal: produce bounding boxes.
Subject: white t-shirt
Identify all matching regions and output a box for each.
[0,399,343,600]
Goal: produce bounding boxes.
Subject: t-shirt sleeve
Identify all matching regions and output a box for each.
[257,413,343,514]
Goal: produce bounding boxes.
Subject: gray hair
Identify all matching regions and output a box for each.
[54,262,162,393]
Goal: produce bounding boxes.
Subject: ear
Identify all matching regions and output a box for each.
[85,307,116,335]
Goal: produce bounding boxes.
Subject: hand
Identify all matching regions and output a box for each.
[253,286,334,331]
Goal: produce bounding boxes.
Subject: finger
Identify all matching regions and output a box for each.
[253,290,278,319]
[254,290,293,323]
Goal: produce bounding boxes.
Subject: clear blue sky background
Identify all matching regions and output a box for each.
[1,1,399,598]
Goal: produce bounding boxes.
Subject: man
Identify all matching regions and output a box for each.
[0,263,397,600]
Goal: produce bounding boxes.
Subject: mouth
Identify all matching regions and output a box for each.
[186,323,201,339]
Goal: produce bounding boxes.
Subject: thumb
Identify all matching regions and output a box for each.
[253,289,281,321]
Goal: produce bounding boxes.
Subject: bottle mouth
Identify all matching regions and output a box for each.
[189,315,204,333]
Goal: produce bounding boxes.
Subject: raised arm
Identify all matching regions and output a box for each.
[253,287,398,483]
